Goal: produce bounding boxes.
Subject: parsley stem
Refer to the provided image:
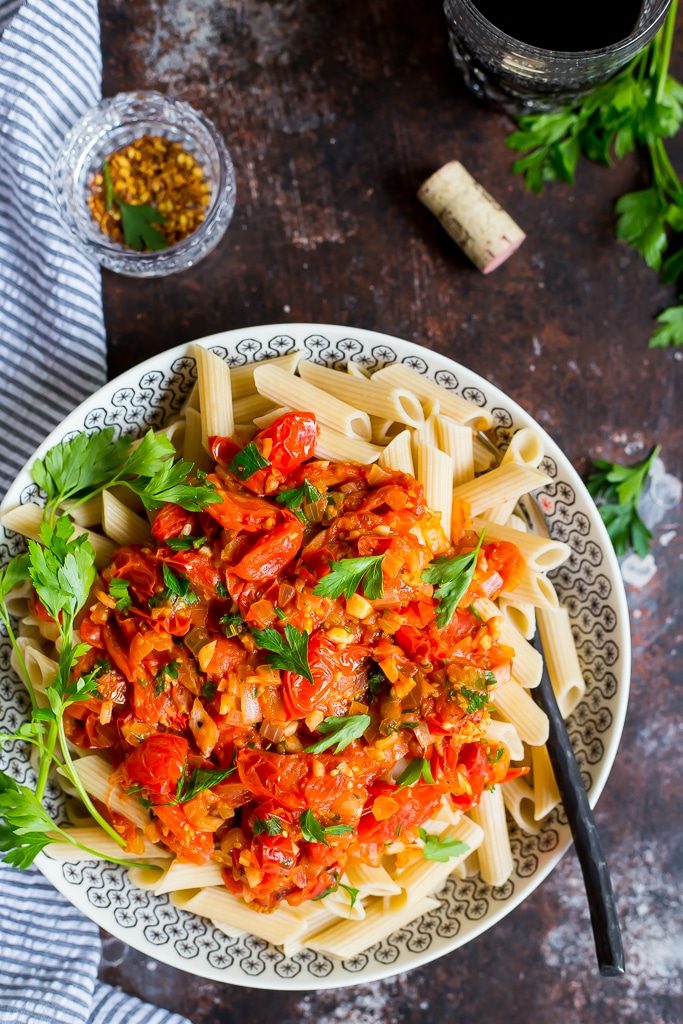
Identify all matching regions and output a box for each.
[56,715,126,848]
[49,822,160,872]
[655,0,678,103]
[34,720,57,801]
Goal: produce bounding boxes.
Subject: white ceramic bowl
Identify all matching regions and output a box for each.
[0,324,630,989]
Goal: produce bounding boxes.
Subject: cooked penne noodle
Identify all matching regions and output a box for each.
[157,419,186,450]
[102,491,151,547]
[321,886,366,921]
[193,344,234,448]
[487,427,545,523]
[473,596,543,688]
[254,364,371,440]
[378,429,415,475]
[416,442,454,539]
[531,744,561,821]
[3,579,33,618]
[373,364,492,430]
[472,517,570,571]
[468,786,513,887]
[62,494,103,527]
[501,776,540,835]
[183,381,200,411]
[2,504,117,569]
[493,680,549,746]
[232,392,278,423]
[12,637,57,693]
[413,413,439,449]
[345,361,368,379]
[453,463,550,519]
[182,406,211,470]
[345,860,402,897]
[68,755,149,829]
[307,894,440,959]
[395,818,484,903]
[536,606,586,718]
[229,350,302,399]
[437,417,475,485]
[501,565,559,611]
[252,405,290,429]
[152,859,225,895]
[298,360,425,427]
[371,418,402,445]
[173,888,310,946]
[485,719,524,762]
[498,595,536,641]
[315,423,382,464]
[44,827,164,863]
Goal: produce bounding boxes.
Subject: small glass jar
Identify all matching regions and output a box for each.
[443,0,672,115]
[53,91,236,277]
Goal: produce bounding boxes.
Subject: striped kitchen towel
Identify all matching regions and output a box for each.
[0,4,192,1022]
[0,0,106,496]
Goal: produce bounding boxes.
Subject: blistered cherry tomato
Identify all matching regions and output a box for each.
[231,515,303,582]
[121,734,188,795]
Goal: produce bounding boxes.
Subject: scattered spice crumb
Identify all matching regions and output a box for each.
[87,134,211,250]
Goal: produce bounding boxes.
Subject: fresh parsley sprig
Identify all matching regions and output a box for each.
[418,828,470,863]
[299,809,355,845]
[229,442,270,481]
[586,445,661,556]
[108,576,131,612]
[0,770,155,871]
[103,161,167,252]
[396,757,434,789]
[251,624,313,683]
[506,0,683,347]
[276,481,323,523]
[304,714,371,754]
[422,532,486,628]
[312,555,385,601]
[252,815,285,837]
[174,765,236,804]
[32,427,219,522]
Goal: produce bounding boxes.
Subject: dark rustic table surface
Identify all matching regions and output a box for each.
[97,2,682,1022]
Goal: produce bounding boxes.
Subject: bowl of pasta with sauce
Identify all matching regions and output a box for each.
[0,324,629,988]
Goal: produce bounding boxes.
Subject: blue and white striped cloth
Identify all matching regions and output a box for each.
[0,3,192,1021]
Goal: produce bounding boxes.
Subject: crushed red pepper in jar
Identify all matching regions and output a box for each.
[87,134,211,252]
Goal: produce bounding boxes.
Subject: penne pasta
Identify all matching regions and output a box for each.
[254,363,371,440]
[68,755,149,829]
[2,504,116,569]
[102,490,151,547]
[486,428,545,523]
[485,718,525,762]
[536,606,586,719]
[498,595,537,641]
[232,392,278,424]
[492,679,549,746]
[468,786,513,887]
[531,743,561,821]
[395,818,484,903]
[182,406,211,470]
[229,350,302,399]
[307,894,440,959]
[500,565,560,611]
[378,429,415,475]
[501,776,540,835]
[315,423,382,464]
[173,888,310,946]
[152,859,225,895]
[193,344,234,449]
[345,860,402,897]
[298,360,425,427]
[437,417,475,486]
[472,517,571,572]
[453,463,550,520]
[416,441,454,539]
[45,827,164,863]
[62,494,103,527]
[473,596,543,688]
[373,364,492,430]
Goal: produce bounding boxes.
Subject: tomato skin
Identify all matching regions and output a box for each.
[205,636,247,679]
[151,505,199,543]
[161,549,221,600]
[357,783,442,844]
[152,804,214,864]
[209,435,240,467]
[282,630,336,719]
[204,477,279,533]
[102,621,135,683]
[480,541,524,597]
[109,548,159,603]
[79,616,104,648]
[231,515,303,582]
[237,749,308,810]
[121,734,188,795]
[256,413,317,473]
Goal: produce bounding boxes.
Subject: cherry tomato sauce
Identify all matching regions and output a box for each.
[62,412,526,910]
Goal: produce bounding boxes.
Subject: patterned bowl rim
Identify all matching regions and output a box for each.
[0,324,631,989]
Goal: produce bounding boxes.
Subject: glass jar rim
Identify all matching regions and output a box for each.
[451,0,672,61]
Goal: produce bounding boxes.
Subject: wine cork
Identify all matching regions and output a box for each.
[418,161,525,273]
